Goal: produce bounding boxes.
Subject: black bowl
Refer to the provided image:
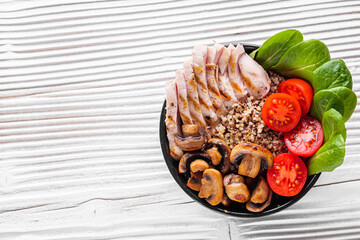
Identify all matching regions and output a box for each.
[159,44,320,217]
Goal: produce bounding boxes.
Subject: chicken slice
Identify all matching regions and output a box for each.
[183,58,208,137]
[218,70,238,111]
[175,70,193,125]
[192,45,219,125]
[214,44,238,111]
[218,45,231,75]
[165,80,183,160]
[238,53,271,98]
[228,44,247,100]
[214,43,224,65]
[206,46,227,117]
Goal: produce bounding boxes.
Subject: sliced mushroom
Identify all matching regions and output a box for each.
[187,171,203,191]
[245,176,258,192]
[246,176,272,212]
[205,138,231,175]
[250,176,270,204]
[223,173,250,203]
[205,147,222,166]
[230,142,274,178]
[175,134,205,151]
[178,152,212,176]
[221,193,231,207]
[198,169,223,206]
[186,160,210,191]
[180,153,211,191]
[182,124,200,137]
[190,159,209,173]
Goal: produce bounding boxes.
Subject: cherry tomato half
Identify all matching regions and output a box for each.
[284,116,324,157]
[267,153,307,197]
[262,93,302,132]
[278,78,313,116]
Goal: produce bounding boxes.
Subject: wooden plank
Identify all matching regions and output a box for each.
[0,0,359,239]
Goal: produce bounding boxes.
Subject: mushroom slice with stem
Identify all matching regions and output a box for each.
[198,169,224,206]
[205,138,231,175]
[187,159,210,191]
[221,193,232,207]
[246,176,272,212]
[190,159,210,173]
[223,173,250,203]
[187,171,203,191]
[250,176,270,204]
[179,152,212,176]
[230,142,274,178]
[175,134,205,151]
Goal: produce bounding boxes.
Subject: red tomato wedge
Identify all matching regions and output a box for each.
[262,93,302,132]
[278,78,313,116]
[267,153,307,197]
[284,116,324,157]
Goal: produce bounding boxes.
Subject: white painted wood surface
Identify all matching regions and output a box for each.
[0,0,359,239]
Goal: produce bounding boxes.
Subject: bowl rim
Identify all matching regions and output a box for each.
[159,44,321,217]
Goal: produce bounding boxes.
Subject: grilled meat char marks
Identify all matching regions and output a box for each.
[175,70,193,125]
[192,45,219,125]
[228,44,248,100]
[183,58,208,138]
[206,46,227,117]
[165,80,183,160]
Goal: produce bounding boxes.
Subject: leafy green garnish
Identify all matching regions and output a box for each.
[253,29,303,71]
[322,109,346,142]
[308,134,345,175]
[328,87,357,122]
[249,49,257,59]
[313,60,352,93]
[310,89,344,122]
[251,29,356,175]
[272,39,330,83]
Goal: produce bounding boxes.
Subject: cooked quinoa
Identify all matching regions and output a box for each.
[212,71,288,156]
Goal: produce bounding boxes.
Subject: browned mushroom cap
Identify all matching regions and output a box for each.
[206,138,231,175]
[186,160,210,191]
[187,171,202,191]
[250,176,270,204]
[205,147,222,166]
[182,125,200,137]
[223,173,250,203]
[179,152,212,177]
[198,169,223,206]
[230,142,274,178]
[246,176,272,212]
[223,173,245,185]
[175,134,205,151]
[190,160,209,173]
[221,193,231,207]
[245,176,258,192]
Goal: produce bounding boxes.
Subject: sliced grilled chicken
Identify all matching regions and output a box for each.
[175,70,193,125]
[214,43,224,65]
[218,45,231,75]
[238,53,271,99]
[165,80,183,160]
[206,47,227,117]
[218,70,238,111]
[183,59,208,136]
[215,45,238,111]
[192,45,219,125]
[228,44,247,100]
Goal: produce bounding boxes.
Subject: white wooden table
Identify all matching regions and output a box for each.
[0,0,359,239]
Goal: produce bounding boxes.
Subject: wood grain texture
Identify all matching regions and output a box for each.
[0,0,359,239]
